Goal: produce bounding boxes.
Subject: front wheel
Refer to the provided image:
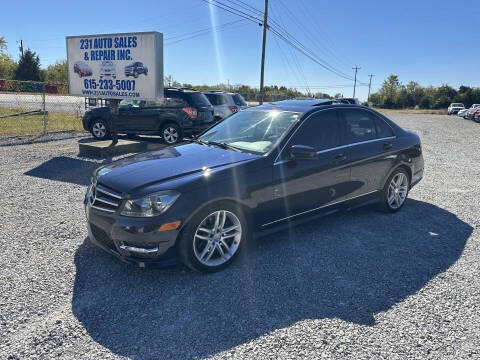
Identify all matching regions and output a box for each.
[90,119,110,140]
[178,203,247,272]
[378,168,410,212]
[161,123,181,144]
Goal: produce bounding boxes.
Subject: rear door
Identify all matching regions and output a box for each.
[338,108,396,197]
[267,109,352,224]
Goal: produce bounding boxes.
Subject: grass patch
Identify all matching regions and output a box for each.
[374,108,447,115]
[0,107,85,135]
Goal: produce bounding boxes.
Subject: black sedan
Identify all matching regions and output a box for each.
[85,100,424,272]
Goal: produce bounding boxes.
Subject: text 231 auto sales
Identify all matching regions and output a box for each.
[80,36,137,61]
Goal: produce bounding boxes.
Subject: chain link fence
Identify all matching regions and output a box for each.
[0,79,88,144]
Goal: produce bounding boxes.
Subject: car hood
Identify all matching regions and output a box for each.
[95,142,260,194]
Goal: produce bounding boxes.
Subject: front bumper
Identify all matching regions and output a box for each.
[85,201,179,266]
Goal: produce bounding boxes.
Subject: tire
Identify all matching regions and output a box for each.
[133,71,138,78]
[144,69,148,76]
[378,168,410,213]
[474,117,480,123]
[161,123,181,144]
[90,119,111,140]
[177,202,248,272]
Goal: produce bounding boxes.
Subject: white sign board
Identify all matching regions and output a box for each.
[66,31,163,100]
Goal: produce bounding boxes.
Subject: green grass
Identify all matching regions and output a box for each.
[0,107,85,135]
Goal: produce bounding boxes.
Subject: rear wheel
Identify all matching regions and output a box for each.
[178,202,247,272]
[378,168,410,212]
[90,119,110,140]
[161,123,181,144]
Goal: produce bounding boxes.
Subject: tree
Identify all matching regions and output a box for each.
[0,36,7,54]
[14,49,42,81]
[44,60,67,83]
[0,37,16,79]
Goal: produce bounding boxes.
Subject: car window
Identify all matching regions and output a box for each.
[232,94,247,106]
[288,110,341,152]
[199,110,300,154]
[205,94,228,105]
[119,100,141,108]
[341,109,377,144]
[374,116,394,138]
[187,93,211,106]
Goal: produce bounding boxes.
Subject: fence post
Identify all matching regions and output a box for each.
[42,83,47,135]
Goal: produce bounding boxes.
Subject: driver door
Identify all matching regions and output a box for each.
[266,109,354,224]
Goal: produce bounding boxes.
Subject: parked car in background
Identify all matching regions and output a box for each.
[203,91,239,121]
[457,108,469,118]
[84,100,424,272]
[124,62,148,78]
[473,110,480,123]
[337,98,360,105]
[99,60,116,79]
[447,103,465,115]
[228,93,248,110]
[82,88,214,144]
[465,104,480,119]
[73,61,92,77]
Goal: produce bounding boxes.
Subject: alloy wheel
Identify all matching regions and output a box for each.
[193,210,242,267]
[92,122,106,138]
[163,126,178,144]
[387,172,408,209]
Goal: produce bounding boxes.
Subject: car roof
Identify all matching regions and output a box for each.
[253,99,338,113]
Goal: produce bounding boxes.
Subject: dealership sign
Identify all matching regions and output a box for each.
[66,31,163,100]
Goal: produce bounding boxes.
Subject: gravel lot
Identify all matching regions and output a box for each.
[1,114,479,359]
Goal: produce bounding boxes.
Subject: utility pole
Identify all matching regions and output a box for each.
[352,66,360,98]
[367,74,375,103]
[259,0,269,105]
[19,40,24,57]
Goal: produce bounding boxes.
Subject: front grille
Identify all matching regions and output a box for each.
[90,183,122,213]
[90,223,116,251]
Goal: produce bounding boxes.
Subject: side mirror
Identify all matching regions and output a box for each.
[289,145,317,160]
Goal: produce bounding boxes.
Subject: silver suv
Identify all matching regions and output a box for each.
[203,91,240,121]
[228,92,248,110]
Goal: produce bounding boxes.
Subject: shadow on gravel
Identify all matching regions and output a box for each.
[24,156,100,186]
[72,199,472,359]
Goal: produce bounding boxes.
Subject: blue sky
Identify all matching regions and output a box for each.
[2,0,479,100]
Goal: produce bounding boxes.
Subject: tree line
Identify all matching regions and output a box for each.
[369,74,480,109]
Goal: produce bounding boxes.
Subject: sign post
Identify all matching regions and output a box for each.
[66,31,163,145]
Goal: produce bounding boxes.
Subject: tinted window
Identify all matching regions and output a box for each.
[205,94,228,105]
[289,110,341,151]
[342,109,376,144]
[232,94,247,106]
[186,93,211,106]
[374,116,394,138]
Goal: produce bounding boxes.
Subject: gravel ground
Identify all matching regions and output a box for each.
[0,114,479,359]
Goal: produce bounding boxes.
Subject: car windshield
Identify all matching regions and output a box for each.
[452,103,464,107]
[199,110,300,154]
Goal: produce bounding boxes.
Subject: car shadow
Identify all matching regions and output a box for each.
[24,156,101,186]
[71,199,472,359]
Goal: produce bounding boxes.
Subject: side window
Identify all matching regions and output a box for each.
[342,109,376,144]
[288,110,341,152]
[374,116,394,138]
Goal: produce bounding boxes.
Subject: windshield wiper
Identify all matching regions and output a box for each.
[206,141,243,152]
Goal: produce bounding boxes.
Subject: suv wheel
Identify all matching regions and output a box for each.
[90,119,110,140]
[133,70,138,78]
[178,202,247,272]
[378,168,409,212]
[161,123,181,144]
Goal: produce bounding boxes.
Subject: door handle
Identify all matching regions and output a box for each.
[334,153,347,163]
[383,142,393,149]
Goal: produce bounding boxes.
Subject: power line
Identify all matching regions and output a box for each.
[199,0,263,25]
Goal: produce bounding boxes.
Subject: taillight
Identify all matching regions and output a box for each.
[228,106,238,113]
[183,107,198,119]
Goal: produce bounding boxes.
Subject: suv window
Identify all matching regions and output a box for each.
[232,94,247,106]
[205,93,228,105]
[288,110,341,152]
[186,92,211,106]
[341,109,376,144]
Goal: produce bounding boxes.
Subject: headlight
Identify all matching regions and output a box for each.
[120,190,180,217]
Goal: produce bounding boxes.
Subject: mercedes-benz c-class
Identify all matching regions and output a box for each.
[85,100,424,272]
